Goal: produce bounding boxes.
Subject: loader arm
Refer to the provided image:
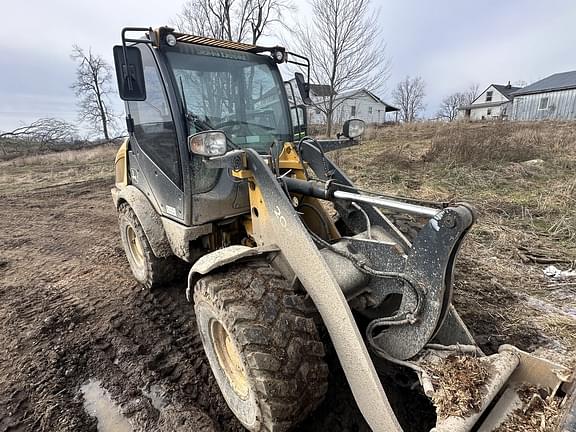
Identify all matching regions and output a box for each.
[240,148,403,431]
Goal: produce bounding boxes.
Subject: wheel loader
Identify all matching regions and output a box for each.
[111,27,576,431]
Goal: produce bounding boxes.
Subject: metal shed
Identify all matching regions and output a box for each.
[511,71,576,121]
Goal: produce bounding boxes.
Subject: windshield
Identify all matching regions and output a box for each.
[165,45,292,153]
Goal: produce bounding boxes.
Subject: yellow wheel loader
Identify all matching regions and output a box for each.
[111,27,576,431]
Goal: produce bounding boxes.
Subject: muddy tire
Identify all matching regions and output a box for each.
[193,263,328,432]
[118,203,180,289]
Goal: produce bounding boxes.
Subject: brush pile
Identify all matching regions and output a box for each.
[495,385,561,432]
[423,354,490,419]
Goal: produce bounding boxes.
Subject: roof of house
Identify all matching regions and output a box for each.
[492,84,523,100]
[309,84,335,97]
[335,88,400,112]
[459,101,510,110]
[512,71,576,96]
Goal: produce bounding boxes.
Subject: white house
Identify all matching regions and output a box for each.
[286,80,398,125]
[316,89,399,125]
[458,83,521,121]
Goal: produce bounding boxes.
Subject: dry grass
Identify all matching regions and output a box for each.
[423,121,576,164]
[495,385,561,432]
[0,144,117,194]
[423,354,490,419]
[3,144,117,167]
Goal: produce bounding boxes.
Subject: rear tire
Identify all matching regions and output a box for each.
[194,262,328,432]
[118,203,181,289]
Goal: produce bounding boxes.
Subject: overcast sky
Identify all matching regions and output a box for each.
[1,0,575,133]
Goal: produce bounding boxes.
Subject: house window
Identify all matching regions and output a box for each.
[315,109,321,114]
[368,107,373,114]
[351,106,357,116]
[485,91,493,102]
[487,108,492,116]
[539,97,549,110]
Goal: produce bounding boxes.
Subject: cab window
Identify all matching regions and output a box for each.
[129,46,181,187]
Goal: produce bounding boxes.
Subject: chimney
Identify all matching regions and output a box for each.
[506,81,511,89]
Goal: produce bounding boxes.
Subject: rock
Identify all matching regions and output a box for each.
[520,159,544,166]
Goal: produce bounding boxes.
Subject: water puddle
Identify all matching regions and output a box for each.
[142,384,168,410]
[81,379,132,432]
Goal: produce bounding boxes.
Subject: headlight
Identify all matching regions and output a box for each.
[342,119,366,139]
[188,131,227,156]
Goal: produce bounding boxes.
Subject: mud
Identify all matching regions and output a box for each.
[0,178,369,431]
[0,173,572,431]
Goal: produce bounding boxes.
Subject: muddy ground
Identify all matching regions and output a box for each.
[0,169,375,431]
[0,131,575,431]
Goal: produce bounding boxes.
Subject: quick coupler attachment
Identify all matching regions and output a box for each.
[318,203,475,360]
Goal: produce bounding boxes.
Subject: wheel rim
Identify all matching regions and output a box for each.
[126,225,145,268]
[211,320,249,400]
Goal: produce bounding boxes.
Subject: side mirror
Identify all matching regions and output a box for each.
[294,72,312,105]
[188,131,227,156]
[339,119,366,139]
[113,46,146,101]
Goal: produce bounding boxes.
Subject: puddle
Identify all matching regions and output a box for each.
[142,384,168,410]
[81,379,132,432]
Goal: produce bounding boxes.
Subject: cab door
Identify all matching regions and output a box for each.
[127,45,184,222]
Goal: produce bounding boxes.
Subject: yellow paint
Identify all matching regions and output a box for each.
[114,139,129,188]
[212,320,249,400]
[234,143,339,243]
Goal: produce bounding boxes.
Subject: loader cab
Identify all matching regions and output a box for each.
[113,28,303,228]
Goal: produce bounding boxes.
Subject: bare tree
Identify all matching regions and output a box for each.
[71,45,115,141]
[292,0,391,136]
[393,76,426,123]
[513,80,528,88]
[462,83,480,106]
[0,118,78,155]
[173,0,292,44]
[437,92,466,122]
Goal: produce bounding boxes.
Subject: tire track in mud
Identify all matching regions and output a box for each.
[100,283,240,431]
[0,179,218,431]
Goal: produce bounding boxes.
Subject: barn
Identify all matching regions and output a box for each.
[510,71,576,121]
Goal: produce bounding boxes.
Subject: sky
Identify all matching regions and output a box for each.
[1,0,576,133]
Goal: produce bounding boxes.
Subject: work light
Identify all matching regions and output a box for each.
[166,33,177,47]
[341,119,366,139]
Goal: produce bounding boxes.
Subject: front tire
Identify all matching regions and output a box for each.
[118,203,180,289]
[194,263,328,432]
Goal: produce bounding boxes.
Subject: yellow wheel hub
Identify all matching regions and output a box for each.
[126,225,145,267]
[211,320,249,399]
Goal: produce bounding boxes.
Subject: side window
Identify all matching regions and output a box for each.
[485,91,493,102]
[539,97,549,110]
[129,47,181,186]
